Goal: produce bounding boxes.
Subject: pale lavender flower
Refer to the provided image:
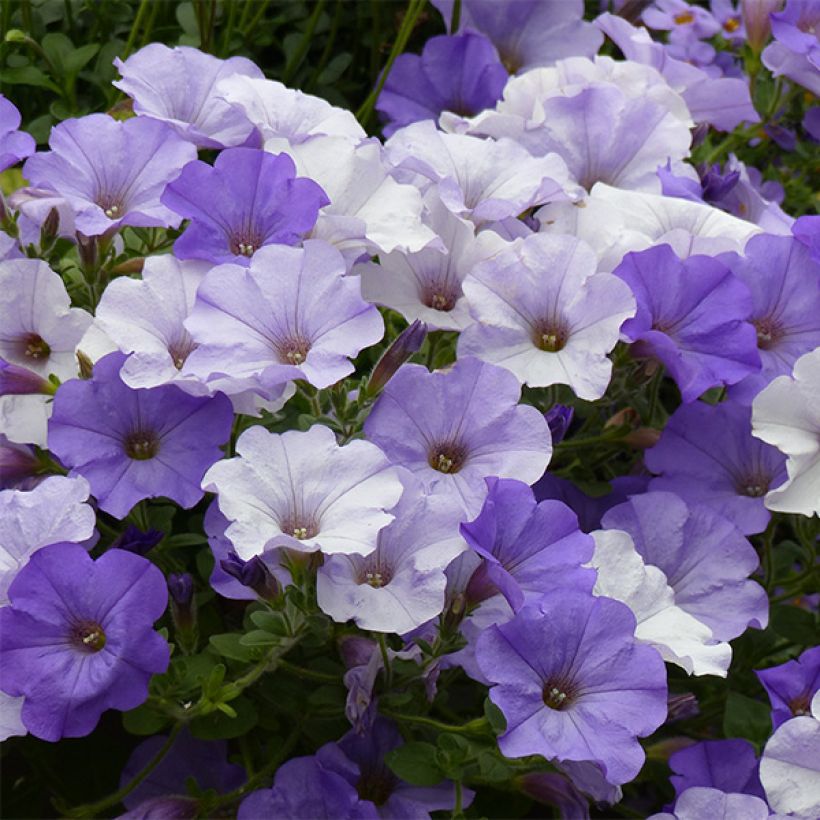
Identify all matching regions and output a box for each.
[184,240,383,397]
[376,32,507,137]
[475,592,668,785]
[202,424,405,559]
[23,114,196,236]
[614,244,760,402]
[0,543,169,741]
[650,788,773,820]
[646,400,788,534]
[643,0,721,38]
[161,147,329,266]
[385,121,580,228]
[459,233,635,400]
[363,357,552,517]
[48,351,234,519]
[762,0,820,95]
[113,43,264,148]
[602,491,768,641]
[433,0,603,73]
[0,94,34,172]
[317,487,466,634]
[357,191,507,331]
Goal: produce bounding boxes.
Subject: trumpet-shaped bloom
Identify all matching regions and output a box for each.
[757,646,820,729]
[184,240,383,396]
[459,233,635,399]
[646,400,788,534]
[161,148,329,266]
[377,32,507,137]
[475,592,667,786]
[650,788,772,820]
[23,114,196,236]
[357,192,507,331]
[0,475,95,606]
[113,43,263,148]
[317,489,467,634]
[363,358,552,517]
[48,352,234,519]
[433,0,602,73]
[751,348,820,516]
[601,492,768,642]
[202,424,404,558]
[726,233,820,403]
[590,529,732,677]
[0,94,35,172]
[0,543,169,741]
[386,121,579,227]
[614,244,760,402]
[762,0,820,96]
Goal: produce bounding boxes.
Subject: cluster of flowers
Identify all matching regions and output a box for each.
[0,0,818,817]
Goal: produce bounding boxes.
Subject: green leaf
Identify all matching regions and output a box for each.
[477,750,512,782]
[318,52,352,85]
[209,633,256,662]
[63,43,99,76]
[770,605,818,646]
[239,629,280,647]
[190,696,258,739]
[723,691,772,749]
[386,742,444,787]
[484,698,507,735]
[250,609,288,635]
[122,703,169,736]
[0,66,61,93]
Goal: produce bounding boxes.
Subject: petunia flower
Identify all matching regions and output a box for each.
[161,147,329,266]
[202,424,405,559]
[756,646,820,729]
[668,739,765,799]
[762,0,820,96]
[475,592,668,786]
[48,351,234,519]
[751,347,820,517]
[184,240,383,396]
[649,787,773,820]
[23,114,196,236]
[459,232,635,400]
[113,43,264,148]
[363,357,552,517]
[646,399,788,534]
[0,94,35,172]
[0,543,169,742]
[614,244,760,402]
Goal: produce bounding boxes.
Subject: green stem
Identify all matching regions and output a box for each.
[123,0,150,59]
[241,0,271,38]
[452,780,463,817]
[277,659,340,683]
[380,710,488,736]
[63,723,182,818]
[377,632,392,688]
[308,0,343,90]
[356,0,427,128]
[449,0,461,31]
[283,0,326,84]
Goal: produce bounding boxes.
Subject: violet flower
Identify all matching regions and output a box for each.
[475,592,668,785]
[756,646,820,729]
[614,244,760,402]
[377,32,507,137]
[161,147,329,266]
[23,114,196,236]
[669,739,765,799]
[762,0,820,96]
[48,351,234,519]
[0,543,169,741]
[0,94,35,172]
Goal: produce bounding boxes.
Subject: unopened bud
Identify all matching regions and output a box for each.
[220,551,281,601]
[76,350,94,379]
[40,207,59,246]
[367,320,427,395]
[76,232,97,273]
[742,0,783,52]
[0,359,54,396]
[623,427,662,449]
[110,524,163,555]
[544,404,574,444]
[111,257,145,275]
[0,436,38,488]
[168,572,197,653]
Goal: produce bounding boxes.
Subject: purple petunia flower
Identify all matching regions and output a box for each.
[601,491,768,642]
[650,787,772,820]
[0,543,169,741]
[239,755,377,819]
[0,94,35,172]
[475,592,668,785]
[757,646,820,729]
[434,0,603,73]
[614,244,760,402]
[643,0,721,38]
[762,0,820,96]
[725,233,820,403]
[202,424,405,559]
[459,232,635,400]
[376,32,508,138]
[184,240,383,396]
[161,147,329,266]
[668,739,765,800]
[120,729,245,815]
[23,114,196,236]
[363,357,552,517]
[113,43,264,149]
[48,351,234,519]
[646,399,788,534]
[0,434,39,489]
[460,477,595,611]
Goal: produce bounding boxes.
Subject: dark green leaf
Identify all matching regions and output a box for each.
[723,691,772,749]
[386,742,444,787]
[190,696,258,739]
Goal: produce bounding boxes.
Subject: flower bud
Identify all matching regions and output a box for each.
[168,572,197,653]
[220,551,281,601]
[0,359,54,396]
[0,436,38,488]
[110,524,164,555]
[367,320,427,395]
[544,404,574,445]
[742,0,783,52]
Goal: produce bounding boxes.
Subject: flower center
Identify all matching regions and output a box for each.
[428,440,468,474]
[674,11,695,24]
[19,333,51,360]
[532,318,570,352]
[167,332,197,370]
[542,679,576,711]
[229,229,263,258]
[421,282,459,312]
[97,194,124,220]
[280,513,319,541]
[356,768,398,807]
[723,16,740,33]
[276,336,312,366]
[753,316,783,350]
[71,620,106,653]
[738,474,769,497]
[789,692,812,717]
[124,430,160,460]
